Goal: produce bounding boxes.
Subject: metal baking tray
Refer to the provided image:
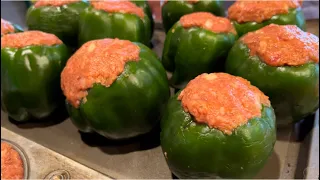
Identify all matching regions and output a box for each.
[1,139,30,179]
[1,20,319,179]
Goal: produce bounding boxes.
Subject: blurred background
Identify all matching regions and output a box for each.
[2,0,319,28]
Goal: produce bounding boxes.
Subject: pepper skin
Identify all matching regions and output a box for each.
[160,93,276,178]
[26,0,89,47]
[231,8,306,37]
[1,44,70,122]
[131,0,154,38]
[225,41,319,126]
[78,4,152,46]
[162,23,238,89]
[65,43,170,140]
[161,0,225,33]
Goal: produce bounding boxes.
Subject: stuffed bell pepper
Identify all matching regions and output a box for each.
[226,24,319,126]
[228,0,306,37]
[161,0,225,33]
[61,38,170,140]
[162,12,238,89]
[78,0,152,46]
[1,19,23,36]
[26,0,89,47]
[161,73,276,179]
[1,31,70,122]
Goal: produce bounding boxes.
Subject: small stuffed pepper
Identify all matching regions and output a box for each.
[228,0,306,37]
[226,24,319,126]
[161,0,225,33]
[26,0,89,47]
[61,38,170,140]
[161,73,276,179]
[1,19,23,36]
[162,12,238,89]
[78,1,152,46]
[1,31,70,122]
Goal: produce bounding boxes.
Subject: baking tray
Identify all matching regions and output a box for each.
[1,139,30,179]
[1,20,319,179]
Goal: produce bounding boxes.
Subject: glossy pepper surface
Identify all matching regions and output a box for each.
[131,0,154,38]
[78,1,152,46]
[160,74,276,179]
[63,40,170,140]
[26,0,89,47]
[1,32,70,122]
[162,13,238,89]
[228,1,306,37]
[161,0,225,33]
[225,25,319,126]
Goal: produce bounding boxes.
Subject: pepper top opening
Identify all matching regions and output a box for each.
[1,31,62,48]
[91,0,145,19]
[178,73,270,135]
[179,12,237,34]
[228,0,300,23]
[242,24,319,66]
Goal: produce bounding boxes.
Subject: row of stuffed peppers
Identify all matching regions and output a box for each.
[1,0,318,179]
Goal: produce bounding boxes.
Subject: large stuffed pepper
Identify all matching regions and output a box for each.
[162,12,238,89]
[1,19,23,36]
[61,38,170,140]
[26,0,89,47]
[228,0,306,37]
[226,24,319,126]
[78,0,153,46]
[161,0,225,33]
[161,73,276,178]
[1,31,70,121]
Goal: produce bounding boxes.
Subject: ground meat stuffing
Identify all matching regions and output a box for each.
[179,12,237,34]
[1,30,62,48]
[1,142,24,180]
[34,0,79,7]
[91,0,144,19]
[228,0,300,23]
[242,24,319,66]
[1,19,15,36]
[61,38,140,108]
[178,73,270,135]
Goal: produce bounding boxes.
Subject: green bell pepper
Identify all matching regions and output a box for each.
[1,41,70,122]
[78,3,152,46]
[162,22,238,89]
[231,8,306,37]
[66,43,170,140]
[161,0,225,33]
[225,41,319,126]
[160,92,276,179]
[26,0,89,47]
[131,0,154,38]
[1,19,24,36]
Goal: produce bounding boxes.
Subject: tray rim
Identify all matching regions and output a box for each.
[1,138,30,180]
